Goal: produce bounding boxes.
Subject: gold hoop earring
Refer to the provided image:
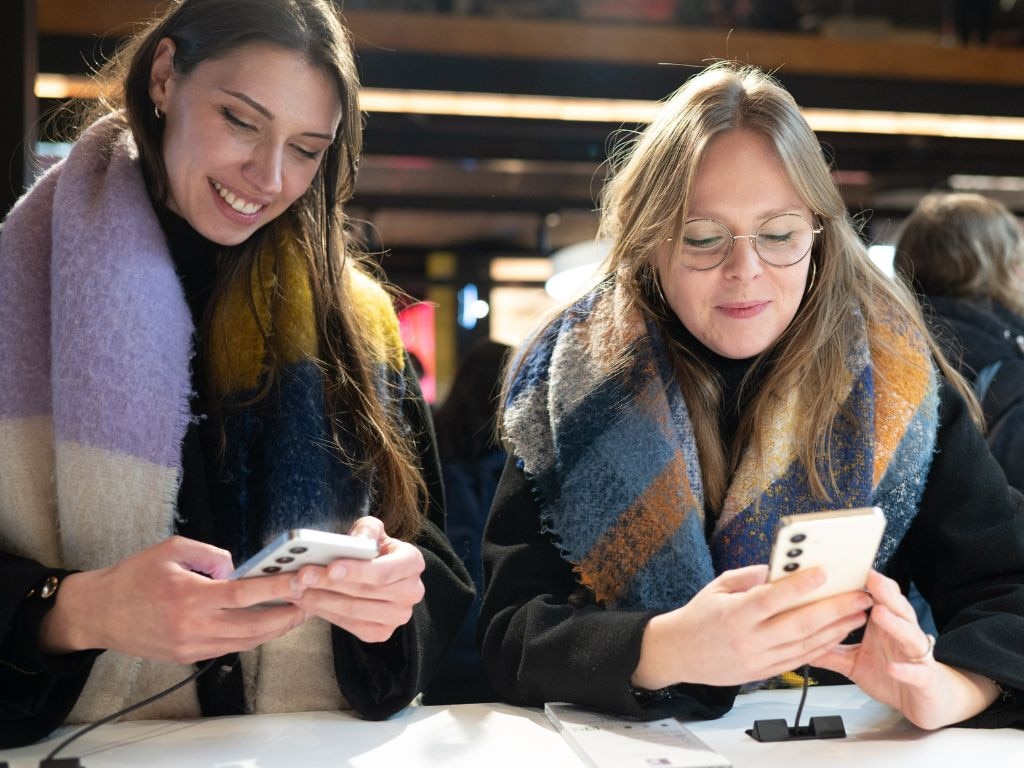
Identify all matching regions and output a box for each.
[806,259,818,295]
[154,104,163,120]
[644,262,670,310]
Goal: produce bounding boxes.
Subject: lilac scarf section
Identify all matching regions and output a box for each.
[0,116,192,469]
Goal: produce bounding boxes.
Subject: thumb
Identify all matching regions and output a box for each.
[165,537,236,579]
[347,515,386,542]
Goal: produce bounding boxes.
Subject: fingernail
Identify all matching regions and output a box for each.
[289,576,302,592]
[300,570,317,586]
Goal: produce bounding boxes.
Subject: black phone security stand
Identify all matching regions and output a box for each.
[745,666,847,742]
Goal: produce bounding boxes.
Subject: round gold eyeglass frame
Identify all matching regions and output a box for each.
[670,213,823,272]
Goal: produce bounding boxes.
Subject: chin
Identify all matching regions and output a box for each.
[197,222,256,247]
[718,340,772,360]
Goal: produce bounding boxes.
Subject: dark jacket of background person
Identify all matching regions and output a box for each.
[895,192,1024,491]
[422,341,511,704]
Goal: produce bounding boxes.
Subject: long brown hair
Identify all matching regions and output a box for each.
[507,63,981,514]
[88,0,424,538]
[894,191,1024,317]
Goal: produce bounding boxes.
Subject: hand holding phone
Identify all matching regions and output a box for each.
[231,529,379,580]
[768,507,885,609]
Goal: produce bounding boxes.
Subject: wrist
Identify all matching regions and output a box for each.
[39,571,98,654]
[632,613,682,691]
[917,664,1004,729]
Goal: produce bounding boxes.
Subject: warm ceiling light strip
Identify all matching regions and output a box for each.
[360,88,660,123]
[35,75,1024,141]
[360,89,1024,141]
[802,108,1024,141]
[35,73,106,99]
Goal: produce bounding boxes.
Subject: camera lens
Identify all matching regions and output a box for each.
[783,562,800,572]
[289,546,309,554]
[262,565,282,573]
[790,533,806,543]
[275,556,295,564]
[787,549,802,558]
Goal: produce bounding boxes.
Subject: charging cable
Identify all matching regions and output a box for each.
[746,664,847,742]
[38,658,216,768]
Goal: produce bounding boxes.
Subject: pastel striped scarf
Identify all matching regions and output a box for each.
[503,277,939,611]
[0,116,405,721]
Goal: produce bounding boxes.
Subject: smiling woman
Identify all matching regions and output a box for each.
[0,0,472,749]
[480,62,1024,733]
[151,41,342,246]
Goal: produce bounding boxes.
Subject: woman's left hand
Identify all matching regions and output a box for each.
[289,516,426,643]
[812,570,999,730]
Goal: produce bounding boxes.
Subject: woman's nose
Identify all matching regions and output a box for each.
[722,236,764,279]
[245,141,283,195]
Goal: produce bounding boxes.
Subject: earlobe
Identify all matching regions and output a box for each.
[148,37,177,112]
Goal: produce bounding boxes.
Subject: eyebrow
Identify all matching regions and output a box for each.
[221,89,336,141]
[686,207,807,223]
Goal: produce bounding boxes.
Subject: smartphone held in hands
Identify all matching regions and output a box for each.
[230,528,379,580]
[768,507,886,608]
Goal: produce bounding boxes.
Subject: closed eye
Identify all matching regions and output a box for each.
[683,236,725,250]
[292,144,322,161]
[221,106,255,132]
[759,232,796,244]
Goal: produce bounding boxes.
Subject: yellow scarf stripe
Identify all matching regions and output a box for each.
[209,239,403,397]
[868,320,933,486]
[347,267,406,374]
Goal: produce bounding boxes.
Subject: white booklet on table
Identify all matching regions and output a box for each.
[544,703,731,768]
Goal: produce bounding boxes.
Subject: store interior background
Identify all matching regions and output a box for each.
[6,0,1024,402]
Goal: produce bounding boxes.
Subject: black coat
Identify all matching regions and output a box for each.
[0,360,474,748]
[480,379,1024,728]
[924,295,1024,491]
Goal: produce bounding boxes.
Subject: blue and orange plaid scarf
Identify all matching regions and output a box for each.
[503,276,939,611]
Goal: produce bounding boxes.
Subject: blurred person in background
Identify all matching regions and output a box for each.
[423,340,511,704]
[894,191,1024,491]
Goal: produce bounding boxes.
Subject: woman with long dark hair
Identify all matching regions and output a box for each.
[0,0,471,746]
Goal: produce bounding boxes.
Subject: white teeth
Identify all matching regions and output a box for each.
[212,180,263,215]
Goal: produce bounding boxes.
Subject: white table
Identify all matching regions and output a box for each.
[2,686,1020,767]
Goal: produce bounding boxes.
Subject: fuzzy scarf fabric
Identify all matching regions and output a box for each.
[503,277,939,612]
[0,115,405,722]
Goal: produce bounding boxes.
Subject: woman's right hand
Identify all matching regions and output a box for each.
[630,564,874,690]
[39,536,308,664]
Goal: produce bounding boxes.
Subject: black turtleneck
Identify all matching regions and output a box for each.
[160,210,220,328]
[159,212,248,716]
[659,314,766,457]
[159,211,223,550]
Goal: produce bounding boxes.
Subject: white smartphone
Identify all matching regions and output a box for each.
[768,506,886,608]
[230,528,379,580]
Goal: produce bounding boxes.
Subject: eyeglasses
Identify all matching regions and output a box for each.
[673,213,822,271]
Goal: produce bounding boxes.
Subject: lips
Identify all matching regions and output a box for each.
[717,301,769,319]
[211,179,266,215]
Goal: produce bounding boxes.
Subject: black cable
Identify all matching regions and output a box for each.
[40,659,216,768]
[792,663,811,729]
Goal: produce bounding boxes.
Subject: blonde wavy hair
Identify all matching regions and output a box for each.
[509,63,979,513]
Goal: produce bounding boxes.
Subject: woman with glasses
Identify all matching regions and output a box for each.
[479,63,1024,729]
